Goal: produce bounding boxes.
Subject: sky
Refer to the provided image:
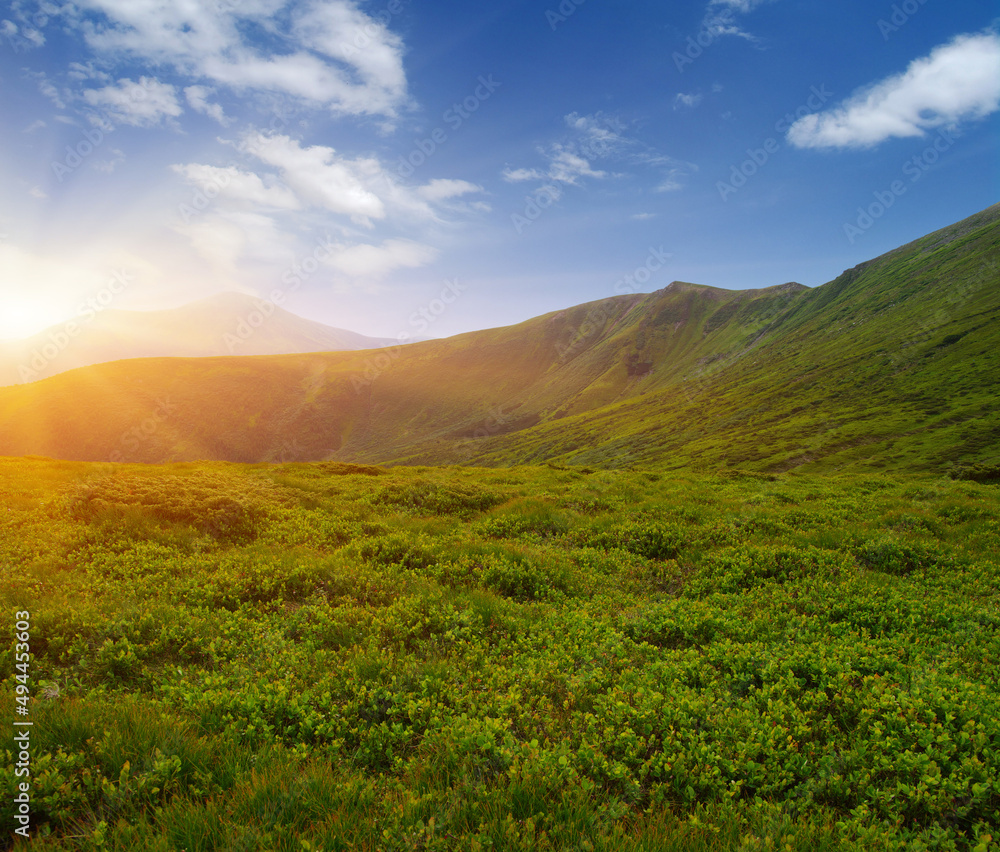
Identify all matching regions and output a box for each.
[0,0,998,342]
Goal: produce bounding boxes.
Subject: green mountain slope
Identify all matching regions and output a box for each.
[464,204,1000,473]
[0,282,814,465]
[0,204,997,473]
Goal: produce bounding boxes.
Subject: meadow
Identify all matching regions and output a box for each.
[1,457,998,850]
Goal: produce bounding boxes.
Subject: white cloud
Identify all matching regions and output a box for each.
[293,0,407,116]
[674,92,703,109]
[710,0,769,12]
[172,163,301,210]
[29,186,48,200]
[83,76,182,127]
[184,85,229,125]
[67,61,110,82]
[505,111,695,192]
[40,81,65,109]
[173,217,256,281]
[548,145,607,184]
[169,133,483,286]
[239,132,386,225]
[416,179,482,202]
[93,148,126,173]
[503,114,623,188]
[502,167,545,183]
[630,212,657,220]
[26,71,66,109]
[655,177,684,193]
[24,120,46,133]
[323,238,438,278]
[235,131,486,226]
[702,0,773,40]
[0,14,45,49]
[564,112,627,151]
[174,211,295,281]
[788,31,1000,150]
[66,0,409,120]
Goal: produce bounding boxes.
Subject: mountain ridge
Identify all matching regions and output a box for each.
[0,204,997,473]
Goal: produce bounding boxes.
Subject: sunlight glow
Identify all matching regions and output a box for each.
[0,300,62,341]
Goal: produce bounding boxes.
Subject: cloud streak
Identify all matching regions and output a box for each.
[83,76,182,127]
[503,112,694,192]
[169,130,487,287]
[62,0,410,121]
[702,0,775,41]
[788,31,1000,150]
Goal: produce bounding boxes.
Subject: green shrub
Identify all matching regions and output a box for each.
[853,537,952,576]
[950,463,1000,483]
[685,545,851,596]
[67,472,279,544]
[577,518,688,559]
[4,460,1000,852]
[480,553,562,601]
[346,532,437,571]
[370,480,508,518]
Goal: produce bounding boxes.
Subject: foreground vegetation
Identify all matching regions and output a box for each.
[2,457,998,850]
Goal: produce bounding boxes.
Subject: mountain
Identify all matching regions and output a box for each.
[0,204,997,473]
[0,292,397,386]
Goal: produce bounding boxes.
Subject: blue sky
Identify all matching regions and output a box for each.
[1,0,998,341]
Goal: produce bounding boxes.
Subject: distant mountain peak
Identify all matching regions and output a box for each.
[661,280,710,292]
[185,291,263,309]
[0,292,395,386]
[659,280,808,298]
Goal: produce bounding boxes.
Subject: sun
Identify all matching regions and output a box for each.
[0,301,64,341]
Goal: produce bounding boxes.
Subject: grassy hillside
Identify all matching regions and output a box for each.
[465,205,1000,474]
[0,205,996,474]
[1,458,998,850]
[0,284,813,466]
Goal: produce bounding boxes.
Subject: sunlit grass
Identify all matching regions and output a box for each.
[1,458,998,850]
